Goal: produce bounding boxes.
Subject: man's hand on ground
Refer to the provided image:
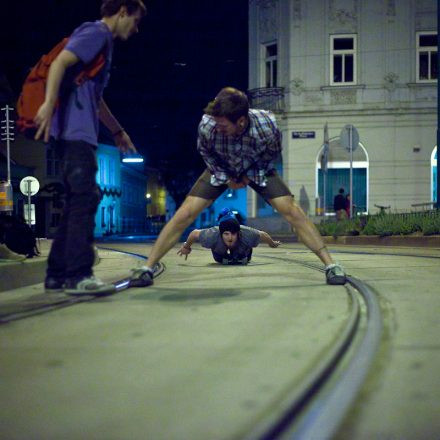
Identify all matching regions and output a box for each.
[177,246,191,260]
[269,240,281,248]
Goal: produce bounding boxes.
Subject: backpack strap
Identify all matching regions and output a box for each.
[74,51,107,86]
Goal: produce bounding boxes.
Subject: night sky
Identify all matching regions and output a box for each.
[2,0,248,187]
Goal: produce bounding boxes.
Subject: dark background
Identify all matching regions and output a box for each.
[1,0,248,205]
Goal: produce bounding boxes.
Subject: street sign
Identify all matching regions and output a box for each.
[340,125,359,152]
[292,131,315,139]
[23,204,36,225]
[20,176,40,196]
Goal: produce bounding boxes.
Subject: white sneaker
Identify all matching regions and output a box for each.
[325,263,347,285]
[129,266,154,287]
[65,276,116,296]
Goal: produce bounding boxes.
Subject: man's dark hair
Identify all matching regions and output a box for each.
[204,87,249,123]
[339,188,345,194]
[101,0,147,17]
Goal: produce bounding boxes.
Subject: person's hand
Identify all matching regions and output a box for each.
[177,245,191,260]
[269,240,281,248]
[114,130,137,154]
[34,101,55,142]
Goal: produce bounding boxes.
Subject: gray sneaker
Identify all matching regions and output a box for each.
[325,263,347,285]
[65,276,116,296]
[130,266,154,287]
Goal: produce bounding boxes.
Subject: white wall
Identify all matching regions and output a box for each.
[249,0,437,213]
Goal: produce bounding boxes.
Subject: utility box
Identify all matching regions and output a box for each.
[0,181,13,212]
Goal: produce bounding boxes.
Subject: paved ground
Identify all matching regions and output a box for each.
[0,239,439,439]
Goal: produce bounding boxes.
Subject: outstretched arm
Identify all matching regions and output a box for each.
[34,49,79,142]
[259,230,281,248]
[177,229,202,260]
[99,99,137,154]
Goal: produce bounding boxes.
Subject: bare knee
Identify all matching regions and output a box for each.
[172,204,199,227]
[277,201,305,225]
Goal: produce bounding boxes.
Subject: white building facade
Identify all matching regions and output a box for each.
[248,0,437,216]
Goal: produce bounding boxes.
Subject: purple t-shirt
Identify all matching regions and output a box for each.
[51,21,113,146]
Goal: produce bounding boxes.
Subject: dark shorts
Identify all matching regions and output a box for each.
[188,169,292,201]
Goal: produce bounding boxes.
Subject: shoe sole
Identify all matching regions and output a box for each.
[326,275,347,285]
[129,278,153,288]
[45,288,65,293]
[65,286,116,296]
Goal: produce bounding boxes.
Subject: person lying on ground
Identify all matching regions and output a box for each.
[177,210,280,265]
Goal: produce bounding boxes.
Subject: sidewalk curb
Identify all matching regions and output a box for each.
[271,234,440,247]
[323,235,440,247]
[0,257,47,292]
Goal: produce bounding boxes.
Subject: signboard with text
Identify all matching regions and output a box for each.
[292,131,315,139]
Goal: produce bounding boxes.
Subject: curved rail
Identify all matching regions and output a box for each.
[0,249,164,324]
[288,275,382,439]
[0,246,384,440]
[245,255,383,440]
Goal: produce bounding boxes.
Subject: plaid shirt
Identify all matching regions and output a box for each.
[197,109,282,186]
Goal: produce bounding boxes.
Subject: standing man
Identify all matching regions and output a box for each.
[177,209,281,265]
[131,87,346,287]
[333,187,347,221]
[34,0,146,295]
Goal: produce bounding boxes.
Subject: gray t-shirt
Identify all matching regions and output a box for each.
[199,226,261,260]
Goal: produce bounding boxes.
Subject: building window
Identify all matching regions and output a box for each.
[98,157,106,184]
[330,34,357,85]
[46,145,61,177]
[263,42,278,87]
[101,206,106,227]
[50,213,61,228]
[416,31,437,82]
[109,159,115,186]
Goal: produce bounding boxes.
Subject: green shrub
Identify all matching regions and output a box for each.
[421,213,440,235]
[361,211,440,236]
[318,218,361,238]
[319,211,440,237]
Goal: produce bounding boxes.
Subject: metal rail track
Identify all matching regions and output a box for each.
[0,245,383,440]
[244,255,383,440]
[0,250,163,324]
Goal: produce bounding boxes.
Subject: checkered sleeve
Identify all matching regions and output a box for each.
[197,116,231,185]
[258,111,282,162]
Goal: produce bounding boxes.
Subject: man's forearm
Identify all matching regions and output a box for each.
[44,59,68,107]
[184,229,201,247]
[260,231,275,246]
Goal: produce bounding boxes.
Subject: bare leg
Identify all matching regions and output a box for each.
[146,196,212,267]
[269,195,333,266]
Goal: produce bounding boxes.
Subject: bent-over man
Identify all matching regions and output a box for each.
[131,87,346,287]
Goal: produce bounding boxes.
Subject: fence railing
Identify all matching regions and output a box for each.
[247,87,285,113]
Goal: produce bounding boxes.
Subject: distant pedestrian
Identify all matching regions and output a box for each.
[177,209,281,264]
[334,188,347,221]
[131,87,346,287]
[33,0,146,295]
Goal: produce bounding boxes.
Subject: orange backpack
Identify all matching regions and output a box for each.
[17,37,106,136]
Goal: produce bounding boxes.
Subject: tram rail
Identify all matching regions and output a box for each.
[1,246,385,439]
[240,255,383,439]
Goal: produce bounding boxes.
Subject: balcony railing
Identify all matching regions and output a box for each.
[247,87,285,113]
